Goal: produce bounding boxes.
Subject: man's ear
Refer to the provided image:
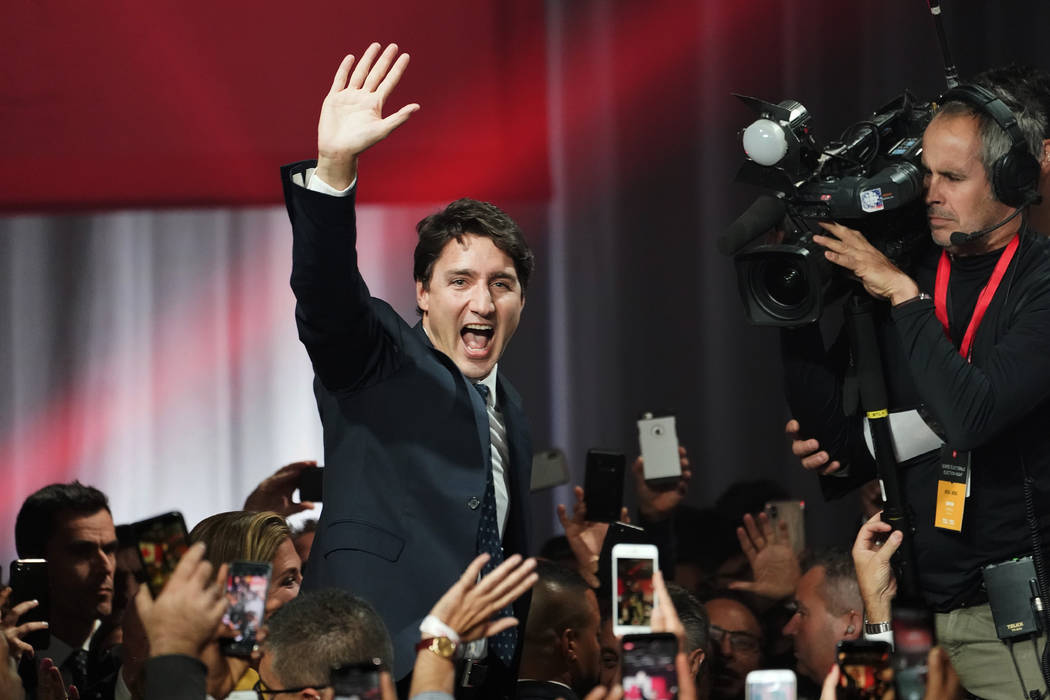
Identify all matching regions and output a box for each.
[843,609,862,640]
[416,280,429,313]
[688,648,705,679]
[561,627,577,660]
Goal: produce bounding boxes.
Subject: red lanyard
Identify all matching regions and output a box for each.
[933,234,1019,360]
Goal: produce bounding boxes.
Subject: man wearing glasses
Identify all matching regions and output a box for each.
[704,596,763,700]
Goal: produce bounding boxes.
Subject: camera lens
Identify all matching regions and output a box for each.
[652,426,663,437]
[762,260,808,308]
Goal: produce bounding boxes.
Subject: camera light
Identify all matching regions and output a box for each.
[743,118,789,167]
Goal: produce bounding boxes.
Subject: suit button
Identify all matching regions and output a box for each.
[468,497,481,510]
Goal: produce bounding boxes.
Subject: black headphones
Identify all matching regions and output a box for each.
[938,83,1041,207]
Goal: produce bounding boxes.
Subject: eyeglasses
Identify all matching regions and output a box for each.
[709,624,761,654]
[253,677,328,700]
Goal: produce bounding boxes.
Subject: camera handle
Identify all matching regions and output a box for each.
[844,292,921,600]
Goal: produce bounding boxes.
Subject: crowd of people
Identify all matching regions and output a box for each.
[5,41,1050,700]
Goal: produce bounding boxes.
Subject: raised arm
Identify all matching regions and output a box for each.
[285,44,420,393]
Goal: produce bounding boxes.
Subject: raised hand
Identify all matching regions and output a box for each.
[427,553,537,642]
[850,511,902,625]
[243,460,318,517]
[633,446,692,522]
[1,587,48,662]
[134,542,229,658]
[729,512,800,601]
[315,43,420,189]
[556,486,629,587]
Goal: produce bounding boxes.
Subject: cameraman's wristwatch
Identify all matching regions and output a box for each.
[416,636,463,660]
[863,619,891,634]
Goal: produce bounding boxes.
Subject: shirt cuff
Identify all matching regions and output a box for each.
[419,615,460,644]
[302,167,357,196]
[863,629,895,649]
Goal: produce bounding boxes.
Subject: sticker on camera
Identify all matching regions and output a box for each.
[860,188,885,213]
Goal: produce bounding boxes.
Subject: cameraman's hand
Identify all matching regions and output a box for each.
[786,419,841,475]
[813,222,920,305]
[851,512,901,625]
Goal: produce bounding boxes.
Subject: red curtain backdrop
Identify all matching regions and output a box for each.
[0,1,550,211]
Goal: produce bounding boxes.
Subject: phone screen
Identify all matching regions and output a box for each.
[331,660,383,700]
[220,562,271,656]
[133,512,189,596]
[836,640,892,700]
[622,633,678,700]
[616,556,655,629]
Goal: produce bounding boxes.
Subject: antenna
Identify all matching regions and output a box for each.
[927,1,960,88]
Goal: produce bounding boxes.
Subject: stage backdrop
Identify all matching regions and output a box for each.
[3,0,1050,571]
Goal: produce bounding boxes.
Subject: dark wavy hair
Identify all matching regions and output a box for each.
[413,198,534,313]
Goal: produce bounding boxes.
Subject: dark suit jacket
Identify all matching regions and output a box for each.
[282,162,533,680]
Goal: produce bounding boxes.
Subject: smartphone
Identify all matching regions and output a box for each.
[298,466,325,503]
[763,500,806,554]
[132,511,190,596]
[9,559,50,650]
[584,449,626,522]
[597,521,649,601]
[892,603,934,700]
[530,448,570,492]
[835,640,892,700]
[219,561,272,657]
[637,412,681,484]
[612,543,658,636]
[746,670,797,700]
[621,633,679,700]
[331,659,383,700]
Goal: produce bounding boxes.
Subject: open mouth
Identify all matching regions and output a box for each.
[461,323,495,356]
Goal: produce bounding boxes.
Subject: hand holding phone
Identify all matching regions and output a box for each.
[9,559,50,650]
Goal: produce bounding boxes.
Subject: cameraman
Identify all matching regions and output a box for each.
[782,82,1050,699]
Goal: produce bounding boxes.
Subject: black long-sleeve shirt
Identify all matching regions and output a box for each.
[782,228,1050,611]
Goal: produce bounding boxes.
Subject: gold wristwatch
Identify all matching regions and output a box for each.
[415,636,462,660]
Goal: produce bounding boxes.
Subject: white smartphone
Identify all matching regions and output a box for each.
[745,669,796,700]
[637,413,681,483]
[530,448,570,492]
[612,543,659,636]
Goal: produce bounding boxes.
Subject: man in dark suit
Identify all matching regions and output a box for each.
[516,562,602,700]
[281,43,534,695]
